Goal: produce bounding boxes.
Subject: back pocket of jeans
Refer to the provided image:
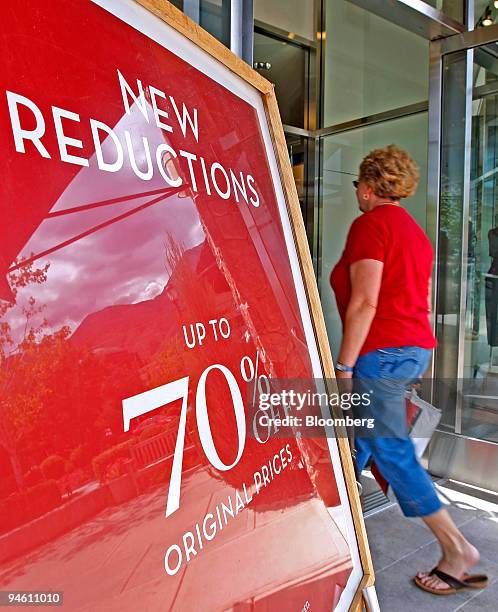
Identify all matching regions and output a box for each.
[378,352,420,381]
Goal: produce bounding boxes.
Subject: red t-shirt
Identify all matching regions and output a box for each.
[330,205,437,356]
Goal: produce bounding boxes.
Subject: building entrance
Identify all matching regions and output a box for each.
[429,26,498,492]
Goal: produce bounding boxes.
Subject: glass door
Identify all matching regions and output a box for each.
[437,45,498,441]
[461,47,498,442]
[430,38,498,491]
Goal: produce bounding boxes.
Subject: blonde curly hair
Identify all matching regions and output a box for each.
[358,144,419,199]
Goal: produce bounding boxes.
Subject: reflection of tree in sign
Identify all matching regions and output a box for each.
[160,231,317,511]
[0,258,144,498]
[0,259,52,492]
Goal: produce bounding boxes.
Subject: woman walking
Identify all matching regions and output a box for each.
[330,145,487,595]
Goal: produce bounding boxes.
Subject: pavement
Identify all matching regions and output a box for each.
[364,477,498,611]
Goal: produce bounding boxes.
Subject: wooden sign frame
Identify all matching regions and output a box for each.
[132,1,375,609]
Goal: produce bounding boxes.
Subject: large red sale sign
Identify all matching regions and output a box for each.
[0,1,366,610]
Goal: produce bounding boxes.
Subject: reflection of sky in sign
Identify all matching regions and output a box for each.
[8,102,204,338]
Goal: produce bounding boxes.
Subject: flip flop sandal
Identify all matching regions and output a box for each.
[461,572,489,589]
[435,567,489,589]
[414,567,489,596]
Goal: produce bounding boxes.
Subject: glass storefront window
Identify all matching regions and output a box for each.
[425,1,465,22]
[286,134,315,247]
[253,32,310,128]
[475,1,495,26]
[253,1,315,130]
[323,0,429,125]
[200,0,230,46]
[319,113,429,358]
[173,1,230,47]
[435,50,467,432]
[254,0,315,42]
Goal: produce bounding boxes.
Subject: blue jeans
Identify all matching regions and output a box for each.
[353,346,442,517]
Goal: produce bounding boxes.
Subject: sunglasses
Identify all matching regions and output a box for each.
[352,180,359,189]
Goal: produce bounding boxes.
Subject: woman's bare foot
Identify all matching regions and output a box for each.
[416,541,480,591]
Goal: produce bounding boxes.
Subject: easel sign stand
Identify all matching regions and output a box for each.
[0,0,376,609]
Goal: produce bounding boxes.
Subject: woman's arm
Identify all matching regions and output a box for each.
[337,259,383,369]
